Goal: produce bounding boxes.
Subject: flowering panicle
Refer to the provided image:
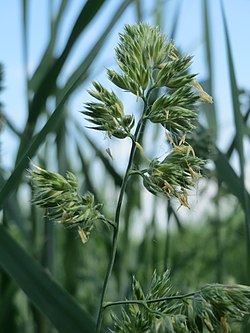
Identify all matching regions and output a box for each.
[29,165,104,243]
[141,146,204,208]
[83,82,134,139]
[113,24,171,94]
[30,23,213,246]
[82,23,212,209]
[156,55,195,88]
[111,271,250,333]
[146,85,200,137]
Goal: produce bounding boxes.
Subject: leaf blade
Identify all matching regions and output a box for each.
[0,225,96,333]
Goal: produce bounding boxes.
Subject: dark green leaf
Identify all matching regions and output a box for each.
[0,225,96,333]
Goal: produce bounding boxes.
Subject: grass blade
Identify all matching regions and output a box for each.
[16,0,108,163]
[220,2,244,160]
[30,0,70,91]
[58,0,133,100]
[80,129,122,187]
[169,0,182,39]
[220,0,250,279]
[0,98,66,207]
[203,0,218,135]
[227,107,250,158]
[0,225,96,333]
[215,148,250,206]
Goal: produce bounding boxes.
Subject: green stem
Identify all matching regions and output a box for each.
[95,94,150,333]
[103,291,196,309]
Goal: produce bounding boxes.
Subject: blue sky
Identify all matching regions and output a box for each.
[0,0,250,171]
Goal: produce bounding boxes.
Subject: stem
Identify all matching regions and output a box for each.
[95,95,150,333]
[103,292,196,309]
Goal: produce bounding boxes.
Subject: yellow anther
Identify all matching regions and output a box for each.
[78,227,90,244]
[163,180,174,194]
[177,190,189,210]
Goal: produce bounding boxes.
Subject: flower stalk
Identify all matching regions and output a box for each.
[95,94,150,333]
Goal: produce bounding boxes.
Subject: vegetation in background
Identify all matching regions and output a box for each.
[0,1,250,332]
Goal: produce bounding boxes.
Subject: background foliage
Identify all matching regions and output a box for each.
[0,0,250,332]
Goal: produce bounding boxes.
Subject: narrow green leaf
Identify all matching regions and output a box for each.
[16,0,108,164]
[58,0,133,100]
[0,225,96,333]
[227,107,250,158]
[1,111,21,136]
[76,142,100,200]
[5,1,133,201]
[0,281,18,326]
[202,0,217,135]
[135,0,142,21]
[55,112,70,175]
[220,1,244,161]
[220,0,250,278]
[5,195,30,240]
[30,0,70,91]
[169,0,182,39]
[21,0,28,79]
[214,148,250,206]
[76,124,122,187]
[0,99,66,207]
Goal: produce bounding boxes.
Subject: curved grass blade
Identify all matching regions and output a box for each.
[5,195,30,240]
[169,0,183,39]
[227,107,250,158]
[220,0,250,279]
[4,0,133,202]
[30,0,70,91]
[203,0,218,136]
[135,0,142,21]
[16,0,108,163]
[0,0,128,207]
[21,0,29,88]
[0,281,18,329]
[76,124,122,187]
[0,224,96,333]
[0,97,66,207]
[76,142,99,198]
[215,148,250,206]
[58,0,133,101]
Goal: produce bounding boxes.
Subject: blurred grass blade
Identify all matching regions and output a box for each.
[135,0,142,21]
[0,96,66,207]
[58,0,133,100]
[76,142,99,198]
[220,0,250,278]
[203,0,217,135]
[0,0,130,206]
[169,0,182,39]
[6,0,133,200]
[227,107,250,158]
[32,0,106,90]
[76,124,122,187]
[5,196,30,240]
[30,0,70,91]
[85,137,122,187]
[16,0,108,163]
[215,148,250,206]
[21,0,28,85]
[55,111,70,174]
[220,1,244,160]
[0,282,18,327]
[0,225,96,333]
[203,0,212,91]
